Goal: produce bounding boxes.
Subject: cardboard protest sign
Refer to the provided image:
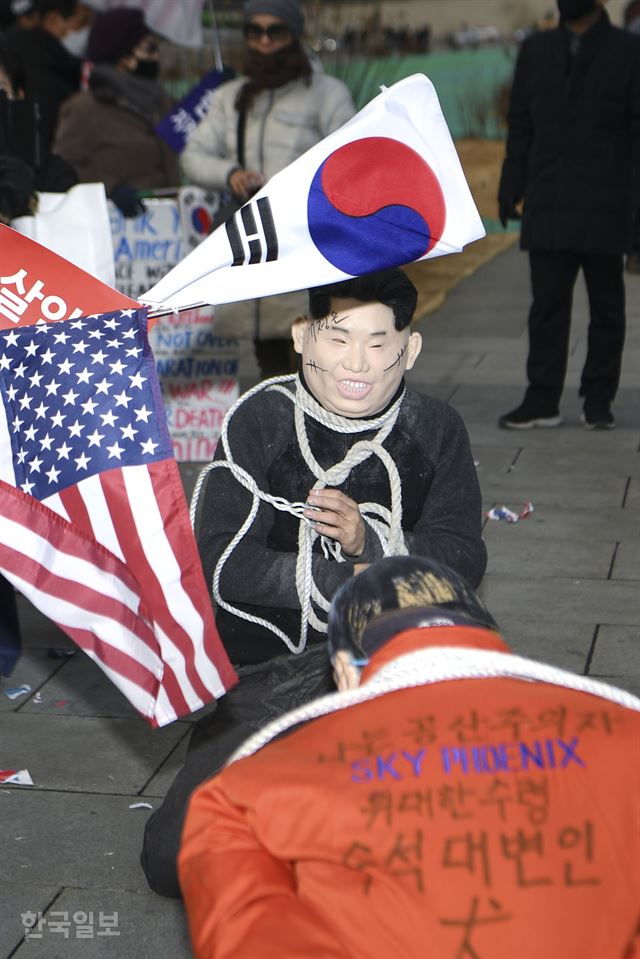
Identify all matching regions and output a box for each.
[151,306,239,462]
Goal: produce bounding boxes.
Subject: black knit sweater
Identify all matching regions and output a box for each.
[195,379,486,666]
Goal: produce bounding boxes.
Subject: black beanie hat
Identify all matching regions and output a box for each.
[243,0,304,39]
[327,556,499,661]
[88,7,149,64]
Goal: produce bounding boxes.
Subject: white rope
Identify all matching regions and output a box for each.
[190,374,408,654]
[228,645,640,764]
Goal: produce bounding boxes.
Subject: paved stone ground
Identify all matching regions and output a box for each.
[1,244,639,957]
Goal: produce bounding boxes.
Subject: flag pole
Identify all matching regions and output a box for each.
[146,302,208,319]
[205,0,224,72]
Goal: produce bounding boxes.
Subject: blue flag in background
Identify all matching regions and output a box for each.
[156,67,234,154]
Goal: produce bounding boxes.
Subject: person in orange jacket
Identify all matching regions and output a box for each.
[178,556,640,959]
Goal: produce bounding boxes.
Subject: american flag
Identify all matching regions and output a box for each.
[0,307,237,726]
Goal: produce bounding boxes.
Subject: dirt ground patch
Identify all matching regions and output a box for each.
[405,138,519,322]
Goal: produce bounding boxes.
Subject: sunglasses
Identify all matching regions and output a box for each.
[137,39,159,55]
[244,21,291,41]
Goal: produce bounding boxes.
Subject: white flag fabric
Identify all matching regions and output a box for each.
[12,183,115,287]
[141,74,485,312]
[95,0,203,48]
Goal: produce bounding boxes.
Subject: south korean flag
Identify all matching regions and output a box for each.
[227,197,279,266]
[141,74,485,313]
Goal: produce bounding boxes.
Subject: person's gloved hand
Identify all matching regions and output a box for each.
[498,196,521,229]
[110,182,145,218]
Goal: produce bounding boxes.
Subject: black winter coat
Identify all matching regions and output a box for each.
[195,378,487,666]
[6,27,81,155]
[499,11,640,254]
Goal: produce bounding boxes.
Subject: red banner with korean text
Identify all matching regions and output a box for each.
[0,224,139,330]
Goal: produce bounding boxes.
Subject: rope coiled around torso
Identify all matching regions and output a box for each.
[190,374,409,654]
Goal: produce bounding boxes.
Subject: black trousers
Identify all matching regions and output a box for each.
[140,644,333,899]
[524,250,626,409]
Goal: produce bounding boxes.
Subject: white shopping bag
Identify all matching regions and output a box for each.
[12,182,116,287]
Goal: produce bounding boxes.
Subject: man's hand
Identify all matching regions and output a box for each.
[228,168,264,200]
[304,488,365,557]
[498,196,522,229]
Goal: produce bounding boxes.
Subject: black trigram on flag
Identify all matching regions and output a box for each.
[226,198,279,267]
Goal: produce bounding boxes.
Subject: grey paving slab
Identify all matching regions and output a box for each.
[19,652,139,721]
[589,675,640,697]
[421,314,525,338]
[481,506,640,542]
[417,334,529,354]
[0,882,60,958]
[479,576,640,627]
[625,478,640,508]
[0,715,187,794]
[470,443,520,475]
[484,530,615,580]
[410,381,458,403]
[480,472,628,509]
[466,420,640,449]
[470,349,534,377]
[404,350,486,383]
[497,618,594,672]
[141,734,190,799]
[0,790,155,892]
[0,650,66,715]
[611,541,640,580]
[397,365,458,399]
[588,625,640,677]
[10,889,191,959]
[515,446,640,476]
[619,348,640,373]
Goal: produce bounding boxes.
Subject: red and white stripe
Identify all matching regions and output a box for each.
[0,461,237,725]
[0,482,163,721]
[42,459,236,724]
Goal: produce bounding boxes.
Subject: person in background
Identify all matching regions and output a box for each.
[498,0,640,431]
[0,28,77,198]
[0,0,39,34]
[624,0,640,32]
[179,555,640,959]
[0,44,34,220]
[60,0,94,58]
[624,0,640,273]
[53,6,180,218]
[5,0,81,156]
[180,0,355,382]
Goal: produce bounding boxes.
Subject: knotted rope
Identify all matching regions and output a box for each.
[190,374,408,654]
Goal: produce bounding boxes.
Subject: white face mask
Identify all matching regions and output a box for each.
[292,299,422,419]
[62,24,90,57]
